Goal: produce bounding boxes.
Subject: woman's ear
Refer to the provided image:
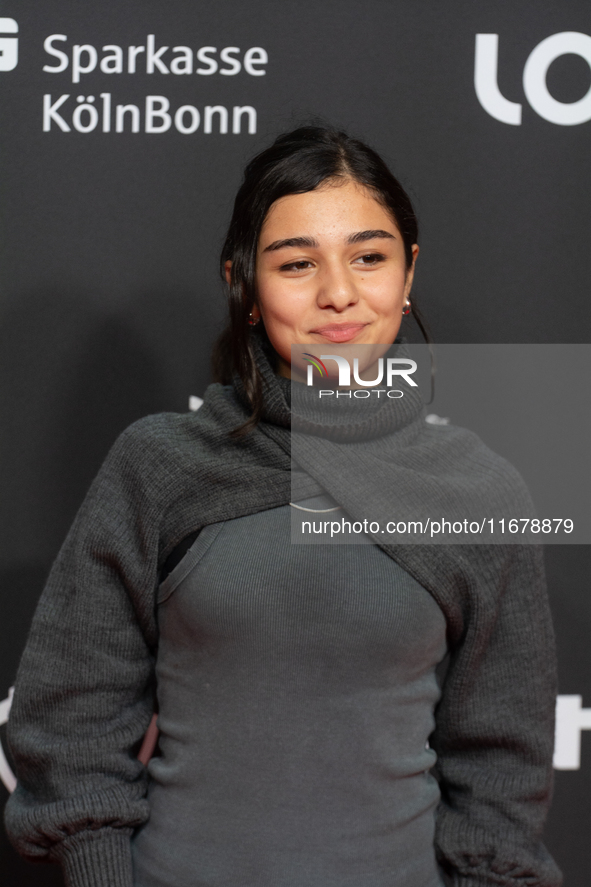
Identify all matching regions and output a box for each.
[404,244,419,297]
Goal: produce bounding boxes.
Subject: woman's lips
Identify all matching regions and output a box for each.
[310,323,367,343]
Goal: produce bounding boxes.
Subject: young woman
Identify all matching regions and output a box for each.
[5,126,561,887]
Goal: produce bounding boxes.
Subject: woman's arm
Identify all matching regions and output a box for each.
[431,543,562,887]
[3,420,164,887]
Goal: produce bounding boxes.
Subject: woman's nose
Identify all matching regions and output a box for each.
[316,263,359,311]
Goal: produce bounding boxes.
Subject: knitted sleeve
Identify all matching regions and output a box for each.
[430,544,562,887]
[3,419,165,887]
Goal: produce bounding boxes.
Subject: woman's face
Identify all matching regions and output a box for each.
[253,178,418,379]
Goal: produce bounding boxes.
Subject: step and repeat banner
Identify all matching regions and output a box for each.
[1,1,590,884]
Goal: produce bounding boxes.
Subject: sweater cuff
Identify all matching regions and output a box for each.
[54,828,133,887]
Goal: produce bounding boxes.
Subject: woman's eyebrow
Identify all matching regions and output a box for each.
[263,236,319,252]
[262,229,395,253]
[347,229,396,244]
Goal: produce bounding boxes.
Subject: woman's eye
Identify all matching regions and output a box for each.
[355,253,385,266]
[280,260,312,272]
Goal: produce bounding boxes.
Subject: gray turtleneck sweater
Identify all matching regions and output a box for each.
[4,343,561,887]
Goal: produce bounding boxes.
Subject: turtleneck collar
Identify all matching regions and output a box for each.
[238,331,426,443]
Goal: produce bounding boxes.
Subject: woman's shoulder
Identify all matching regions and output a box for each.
[115,408,201,446]
[104,412,201,474]
[419,418,535,513]
[111,384,239,452]
[98,384,248,487]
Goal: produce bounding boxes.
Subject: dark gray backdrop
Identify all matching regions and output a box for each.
[1,0,590,883]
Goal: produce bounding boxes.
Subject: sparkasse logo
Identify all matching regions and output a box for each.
[0,17,18,71]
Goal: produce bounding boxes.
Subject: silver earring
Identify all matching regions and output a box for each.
[402,299,411,316]
[248,312,260,326]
